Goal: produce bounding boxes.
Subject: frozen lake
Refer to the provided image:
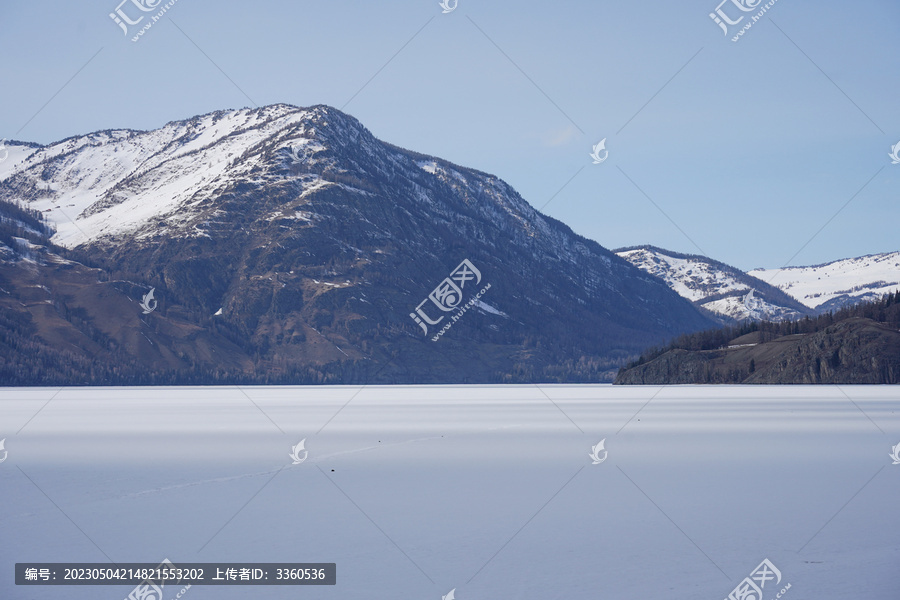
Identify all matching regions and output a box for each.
[2,385,899,599]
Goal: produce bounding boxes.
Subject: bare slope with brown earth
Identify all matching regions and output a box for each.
[614,318,900,384]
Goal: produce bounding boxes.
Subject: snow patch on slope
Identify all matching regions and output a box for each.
[416,160,439,174]
[700,289,784,322]
[0,141,39,179]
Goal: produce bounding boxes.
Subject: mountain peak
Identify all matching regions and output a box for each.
[0,103,364,247]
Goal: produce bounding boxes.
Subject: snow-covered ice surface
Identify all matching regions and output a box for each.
[2,385,899,600]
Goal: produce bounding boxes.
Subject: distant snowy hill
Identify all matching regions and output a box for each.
[615,246,810,322]
[749,253,900,311]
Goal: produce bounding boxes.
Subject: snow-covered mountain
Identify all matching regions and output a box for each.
[0,104,716,384]
[749,253,900,312]
[0,105,329,247]
[615,246,810,322]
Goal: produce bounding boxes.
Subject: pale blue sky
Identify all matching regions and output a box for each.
[1,0,897,270]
